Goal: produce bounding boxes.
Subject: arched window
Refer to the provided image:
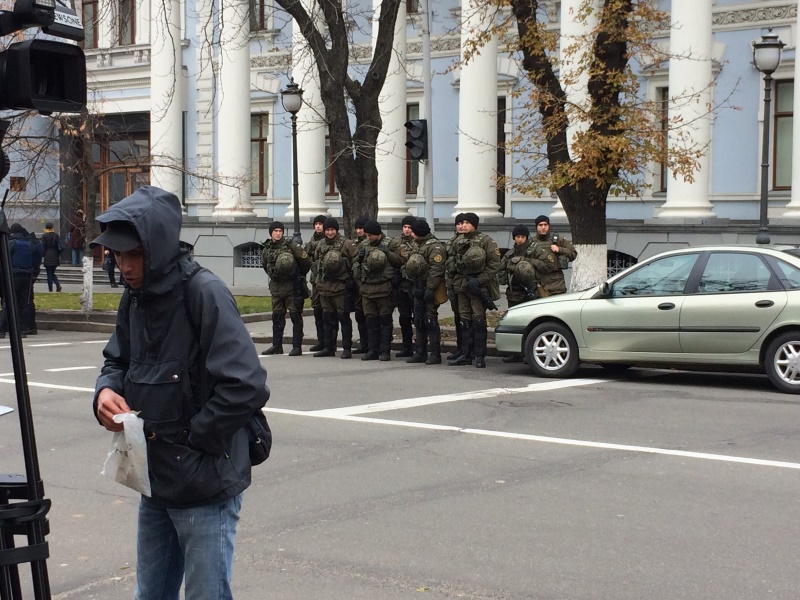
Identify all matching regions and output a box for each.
[236,243,262,268]
[607,250,637,277]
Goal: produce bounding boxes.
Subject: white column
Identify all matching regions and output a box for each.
[454,0,500,219]
[657,0,715,219]
[782,10,800,217]
[286,0,329,221]
[374,0,410,220]
[213,0,254,218]
[549,0,599,219]
[150,0,184,202]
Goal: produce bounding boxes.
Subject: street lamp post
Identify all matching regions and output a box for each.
[752,29,785,245]
[281,78,304,245]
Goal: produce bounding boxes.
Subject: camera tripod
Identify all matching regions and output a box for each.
[0,190,52,599]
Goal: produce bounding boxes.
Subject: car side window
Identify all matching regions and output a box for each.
[696,253,771,293]
[771,259,800,290]
[611,253,698,297]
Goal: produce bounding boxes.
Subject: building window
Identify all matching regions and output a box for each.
[239,244,263,268]
[118,0,135,45]
[9,177,26,192]
[250,0,267,31]
[407,0,419,14]
[406,104,420,195]
[774,79,793,190]
[657,86,668,193]
[82,0,99,49]
[250,114,269,196]
[325,134,338,196]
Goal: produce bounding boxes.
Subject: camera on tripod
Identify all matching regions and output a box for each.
[0,0,86,116]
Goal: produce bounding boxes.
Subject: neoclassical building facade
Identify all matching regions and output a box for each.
[6,0,800,284]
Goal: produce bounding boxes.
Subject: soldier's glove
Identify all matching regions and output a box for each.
[446,286,456,304]
[510,256,522,265]
[466,276,483,298]
[424,288,435,304]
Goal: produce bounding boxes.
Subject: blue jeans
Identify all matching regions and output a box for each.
[71,248,83,267]
[135,493,243,600]
[45,266,60,291]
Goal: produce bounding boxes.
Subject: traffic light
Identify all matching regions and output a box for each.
[405,119,428,161]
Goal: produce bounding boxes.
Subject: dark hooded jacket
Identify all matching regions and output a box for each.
[93,186,269,507]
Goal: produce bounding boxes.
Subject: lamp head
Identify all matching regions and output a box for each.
[281,78,304,115]
[752,29,785,75]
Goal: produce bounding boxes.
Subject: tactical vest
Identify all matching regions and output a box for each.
[317,235,349,282]
[261,239,294,279]
[453,233,488,275]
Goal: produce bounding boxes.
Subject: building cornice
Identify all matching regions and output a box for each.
[712,2,797,31]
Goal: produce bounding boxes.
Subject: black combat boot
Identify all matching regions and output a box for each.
[262,311,285,355]
[425,317,442,365]
[339,311,353,359]
[448,320,473,366]
[379,314,393,361]
[407,316,428,363]
[309,307,325,352]
[353,309,368,354]
[447,316,463,361]
[313,311,336,357]
[396,312,414,358]
[361,315,381,361]
[288,311,304,356]
[473,317,488,369]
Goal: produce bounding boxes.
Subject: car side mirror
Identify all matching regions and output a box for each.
[600,281,611,296]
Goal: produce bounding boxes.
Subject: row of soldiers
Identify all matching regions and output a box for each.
[258,212,576,368]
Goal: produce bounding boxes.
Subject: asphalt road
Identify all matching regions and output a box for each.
[1,330,799,599]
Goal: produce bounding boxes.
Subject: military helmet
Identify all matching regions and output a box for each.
[462,246,486,274]
[514,260,536,287]
[405,253,428,280]
[322,249,344,276]
[366,248,387,273]
[273,252,296,278]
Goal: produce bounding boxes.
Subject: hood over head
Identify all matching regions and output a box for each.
[92,186,187,296]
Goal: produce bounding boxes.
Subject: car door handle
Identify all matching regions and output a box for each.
[755,300,774,308]
[657,303,675,310]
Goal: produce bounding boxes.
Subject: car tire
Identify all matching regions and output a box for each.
[524,322,579,378]
[765,331,800,394]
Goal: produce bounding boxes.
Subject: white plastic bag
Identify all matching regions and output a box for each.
[101,412,151,497]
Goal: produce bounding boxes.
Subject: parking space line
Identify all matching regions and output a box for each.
[0,379,94,392]
[27,343,72,348]
[45,366,98,372]
[308,378,609,416]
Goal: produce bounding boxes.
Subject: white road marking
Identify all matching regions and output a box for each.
[45,366,98,372]
[80,341,109,344]
[27,343,72,348]
[0,372,30,377]
[266,407,800,470]
[0,379,93,392]
[309,378,608,416]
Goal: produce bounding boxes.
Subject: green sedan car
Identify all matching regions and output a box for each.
[494,245,800,394]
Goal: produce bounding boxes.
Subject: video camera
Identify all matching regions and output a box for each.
[0,0,86,116]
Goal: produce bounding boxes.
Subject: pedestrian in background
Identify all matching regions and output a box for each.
[531,215,578,296]
[68,208,86,266]
[91,186,269,600]
[104,249,125,288]
[41,222,63,292]
[0,223,42,338]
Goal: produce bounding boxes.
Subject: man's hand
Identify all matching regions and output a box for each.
[96,388,132,432]
[551,244,559,254]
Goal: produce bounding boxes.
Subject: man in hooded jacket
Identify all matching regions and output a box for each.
[91,186,269,600]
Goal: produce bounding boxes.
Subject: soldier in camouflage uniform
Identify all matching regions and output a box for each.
[394,215,417,357]
[445,214,466,361]
[305,214,328,352]
[498,223,555,363]
[448,212,501,369]
[353,221,402,361]
[313,218,359,359]
[260,221,312,356]
[351,215,369,354]
[406,219,447,365]
[532,215,578,295]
